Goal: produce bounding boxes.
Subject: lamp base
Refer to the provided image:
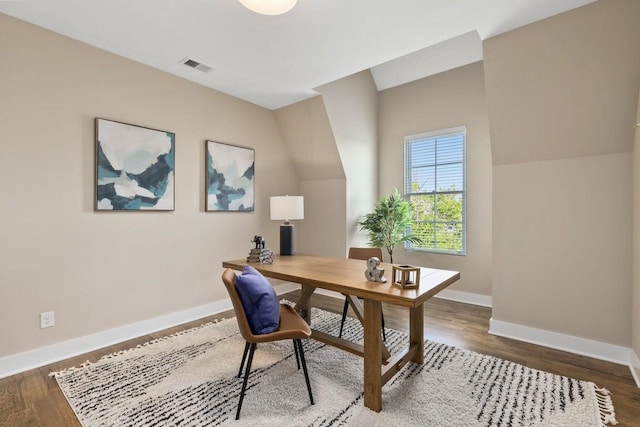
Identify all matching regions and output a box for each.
[280,223,294,255]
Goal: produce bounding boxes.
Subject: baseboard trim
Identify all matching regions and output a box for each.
[489,318,631,366]
[274,282,299,296]
[290,284,639,387]
[434,289,492,307]
[314,288,344,299]
[0,283,295,379]
[5,284,631,383]
[314,288,493,308]
[631,350,640,388]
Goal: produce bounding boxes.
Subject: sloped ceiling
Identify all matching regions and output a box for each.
[0,0,596,109]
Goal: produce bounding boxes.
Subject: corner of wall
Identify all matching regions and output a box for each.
[632,348,640,388]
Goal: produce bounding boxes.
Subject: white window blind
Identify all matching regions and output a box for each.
[404,126,466,255]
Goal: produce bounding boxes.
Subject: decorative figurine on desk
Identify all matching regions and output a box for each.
[392,265,420,288]
[364,257,387,283]
[259,250,275,264]
[247,235,274,264]
[252,235,265,249]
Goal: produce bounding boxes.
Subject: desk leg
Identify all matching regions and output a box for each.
[409,303,425,364]
[363,298,382,412]
[294,285,316,324]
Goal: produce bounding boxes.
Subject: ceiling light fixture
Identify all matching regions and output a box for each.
[238,0,297,15]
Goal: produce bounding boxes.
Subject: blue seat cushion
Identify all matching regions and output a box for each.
[235,265,280,334]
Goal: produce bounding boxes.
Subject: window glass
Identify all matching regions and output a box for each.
[404,127,466,255]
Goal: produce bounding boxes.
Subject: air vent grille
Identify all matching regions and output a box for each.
[180,57,213,73]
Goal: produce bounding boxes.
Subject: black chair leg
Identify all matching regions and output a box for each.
[295,339,314,405]
[237,342,250,378]
[339,298,349,338]
[293,339,300,369]
[236,342,256,420]
[341,297,386,342]
[381,310,387,342]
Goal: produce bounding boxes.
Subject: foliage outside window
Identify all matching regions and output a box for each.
[404,126,466,255]
[358,189,423,263]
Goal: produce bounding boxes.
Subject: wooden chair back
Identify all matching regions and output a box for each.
[222,268,256,342]
[348,247,383,262]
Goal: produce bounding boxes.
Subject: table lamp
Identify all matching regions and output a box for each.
[270,195,304,255]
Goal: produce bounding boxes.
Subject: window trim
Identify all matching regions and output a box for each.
[404,125,467,256]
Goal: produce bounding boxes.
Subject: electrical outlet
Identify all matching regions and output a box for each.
[40,311,55,329]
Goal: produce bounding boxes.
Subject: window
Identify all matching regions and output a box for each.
[404,126,466,255]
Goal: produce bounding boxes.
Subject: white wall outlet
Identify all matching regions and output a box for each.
[40,311,55,329]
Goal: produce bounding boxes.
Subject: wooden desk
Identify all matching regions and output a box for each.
[222,254,460,412]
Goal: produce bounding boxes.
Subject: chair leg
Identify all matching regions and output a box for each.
[293,339,301,369]
[342,297,386,342]
[236,342,256,420]
[381,309,387,342]
[237,342,250,378]
[339,297,349,338]
[295,339,314,405]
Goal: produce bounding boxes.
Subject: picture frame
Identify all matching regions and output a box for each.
[95,118,175,211]
[206,140,255,212]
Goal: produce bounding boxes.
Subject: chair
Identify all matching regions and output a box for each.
[339,247,387,341]
[221,268,314,420]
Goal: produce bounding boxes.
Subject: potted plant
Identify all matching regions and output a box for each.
[358,189,423,263]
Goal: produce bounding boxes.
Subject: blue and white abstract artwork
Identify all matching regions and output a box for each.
[96,118,175,211]
[206,141,254,212]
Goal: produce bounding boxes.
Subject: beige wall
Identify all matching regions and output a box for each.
[378,62,493,296]
[485,1,640,166]
[274,96,343,183]
[493,154,631,344]
[274,97,346,257]
[485,0,640,346]
[276,71,379,259]
[298,179,347,257]
[0,14,298,357]
[316,71,379,253]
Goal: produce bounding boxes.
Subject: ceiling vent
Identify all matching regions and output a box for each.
[180,57,213,73]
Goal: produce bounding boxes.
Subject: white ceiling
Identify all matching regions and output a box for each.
[0,0,596,110]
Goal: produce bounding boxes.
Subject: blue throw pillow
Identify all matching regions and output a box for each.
[235,265,280,335]
[242,265,262,277]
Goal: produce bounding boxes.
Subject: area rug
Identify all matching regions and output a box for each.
[50,307,617,426]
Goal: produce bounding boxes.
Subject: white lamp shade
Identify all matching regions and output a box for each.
[238,0,297,15]
[270,196,304,221]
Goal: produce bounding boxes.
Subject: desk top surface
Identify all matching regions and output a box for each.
[222,254,460,308]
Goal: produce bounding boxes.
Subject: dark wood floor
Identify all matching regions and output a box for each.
[1,292,639,426]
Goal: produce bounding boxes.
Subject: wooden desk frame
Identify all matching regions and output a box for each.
[223,254,460,412]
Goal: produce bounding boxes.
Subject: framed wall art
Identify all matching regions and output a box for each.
[206,140,254,212]
[95,118,175,211]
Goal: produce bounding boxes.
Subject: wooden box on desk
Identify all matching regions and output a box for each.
[392,265,420,288]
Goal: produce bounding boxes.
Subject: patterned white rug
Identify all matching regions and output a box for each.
[51,307,617,426]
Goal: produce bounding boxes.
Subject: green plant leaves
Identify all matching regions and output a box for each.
[358,189,423,263]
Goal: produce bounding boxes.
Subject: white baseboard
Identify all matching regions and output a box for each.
[0,283,295,379]
[274,282,299,295]
[434,289,492,307]
[315,287,493,308]
[315,285,636,389]
[314,288,343,299]
[5,283,635,387]
[489,318,631,366]
[631,349,640,388]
